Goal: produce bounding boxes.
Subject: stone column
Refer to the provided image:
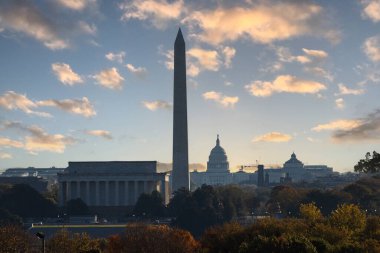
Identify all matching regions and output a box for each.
[143,181,148,194]
[67,181,71,202]
[160,179,166,204]
[58,182,64,206]
[134,181,138,204]
[125,181,129,206]
[105,181,109,206]
[115,181,119,206]
[95,181,100,206]
[76,181,81,199]
[86,181,90,206]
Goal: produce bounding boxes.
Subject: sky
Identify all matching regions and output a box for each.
[0,0,380,173]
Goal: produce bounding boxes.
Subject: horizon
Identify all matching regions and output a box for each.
[1,0,380,173]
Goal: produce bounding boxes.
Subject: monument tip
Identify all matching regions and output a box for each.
[175,27,185,44]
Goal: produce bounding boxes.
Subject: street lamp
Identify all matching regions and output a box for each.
[35,232,45,253]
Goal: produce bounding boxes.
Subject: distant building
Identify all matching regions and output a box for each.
[0,176,48,192]
[261,153,335,184]
[58,161,170,208]
[191,135,251,188]
[1,167,64,182]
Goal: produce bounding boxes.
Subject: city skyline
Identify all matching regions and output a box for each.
[1,0,380,172]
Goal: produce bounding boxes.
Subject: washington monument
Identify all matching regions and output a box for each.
[172,28,189,192]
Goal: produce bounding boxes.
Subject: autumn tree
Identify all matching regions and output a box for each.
[0,225,33,252]
[299,202,323,223]
[107,223,199,253]
[354,151,380,173]
[46,229,104,253]
[329,204,366,234]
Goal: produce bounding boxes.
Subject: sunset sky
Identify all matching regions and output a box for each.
[1,0,380,172]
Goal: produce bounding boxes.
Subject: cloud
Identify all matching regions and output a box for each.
[1,121,76,153]
[336,83,365,95]
[361,0,380,23]
[142,100,172,111]
[312,119,363,132]
[222,46,236,68]
[55,0,96,11]
[335,98,345,110]
[93,68,124,90]
[302,48,328,59]
[51,63,83,85]
[202,91,239,108]
[245,75,326,97]
[78,21,97,35]
[183,1,340,45]
[187,48,220,71]
[0,91,50,117]
[0,137,24,148]
[331,109,380,142]
[363,35,380,62]
[0,1,69,50]
[125,64,147,78]
[252,132,292,143]
[105,51,126,64]
[0,152,12,159]
[119,0,184,29]
[37,97,96,118]
[85,130,112,140]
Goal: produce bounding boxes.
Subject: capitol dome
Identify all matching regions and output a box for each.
[207,135,230,173]
[283,152,304,170]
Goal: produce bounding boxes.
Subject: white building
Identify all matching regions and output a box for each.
[191,135,250,188]
[58,161,170,207]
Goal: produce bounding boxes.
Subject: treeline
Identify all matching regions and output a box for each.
[134,175,380,236]
[1,204,379,252]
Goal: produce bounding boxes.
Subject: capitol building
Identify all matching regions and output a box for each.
[191,135,250,187]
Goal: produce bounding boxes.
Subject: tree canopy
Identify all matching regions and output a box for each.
[355,151,380,173]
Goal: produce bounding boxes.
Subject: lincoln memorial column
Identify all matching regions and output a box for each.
[95,181,100,206]
[86,181,90,205]
[125,181,129,206]
[143,181,148,194]
[58,182,64,206]
[76,181,81,199]
[115,181,120,206]
[67,181,72,202]
[105,181,109,206]
[134,181,138,204]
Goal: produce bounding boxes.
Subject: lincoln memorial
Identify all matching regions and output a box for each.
[58,161,170,208]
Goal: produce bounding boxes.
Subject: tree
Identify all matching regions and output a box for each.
[66,198,89,216]
[0,225,33,252]
[46,229,104,253]
[354,151,380,173]
[0,184,57,218]
[0,208,22,225]
[299,203,323,223]
[133,190,166,217]
[107,224,199,253]
[329,204,366,234]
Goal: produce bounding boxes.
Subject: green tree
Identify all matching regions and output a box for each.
[0,184,57,218]
[133,190,166,217]
[66,198,89,216]
[354,151,380,173]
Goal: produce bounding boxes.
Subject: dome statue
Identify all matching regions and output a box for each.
[283,152,304,170]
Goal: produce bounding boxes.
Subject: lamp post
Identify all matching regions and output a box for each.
[35,232,45,253]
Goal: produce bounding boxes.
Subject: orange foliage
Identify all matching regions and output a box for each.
[106,223,199,253]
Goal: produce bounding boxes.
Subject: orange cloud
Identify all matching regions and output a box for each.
[245,75,326,97]
[52,63,83,85]
[93,68,124,90]
[202,91,239,108]
[252,132,292,143]
[184,2,339,45]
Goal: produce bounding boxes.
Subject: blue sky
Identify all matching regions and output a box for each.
[1,0,380,172]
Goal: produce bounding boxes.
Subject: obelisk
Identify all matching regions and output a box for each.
[172,28,189,192]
